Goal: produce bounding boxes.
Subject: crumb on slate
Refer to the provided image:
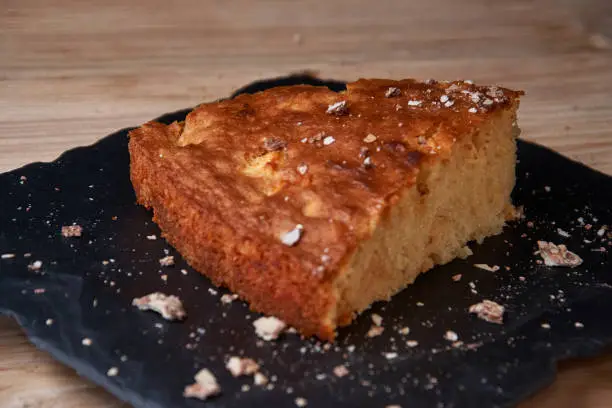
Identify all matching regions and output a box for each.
[253,316,286,341]
[254,372,268,386]
[537,241,582,267]
[132,292,186,321]
[61,225,83,237]
[159,255,175,266]
[367,325,384,338]
[469,300,505,324]
[226,356,259,377]
[220,293,239,304]
[333,365,349,378]
[183,368,221,400]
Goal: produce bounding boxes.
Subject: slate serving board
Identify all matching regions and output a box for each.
[0,75,611,408]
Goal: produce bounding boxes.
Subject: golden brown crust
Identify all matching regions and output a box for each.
[129,78,523,340]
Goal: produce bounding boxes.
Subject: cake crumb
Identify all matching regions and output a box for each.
[183,368,221,400]
[45,318,54,326]
[469,300,505,324]
[226,356,259,377]
[557,228,571,238]
[541,323,551,329]
[326,101,348,115]
[82,337,92,346]
[295,397,308,407]
[575,321,584,328]
[253,316,286,341]
[61,225,83,237]
[107,367,119,377]
[220,294,239,304]
[473,264,500,272]
[146,235,157,240]
[537,241,583,267]
[371,313,383,326]
[159,255,175,266]
[132,292,186,321]
[406,340,419,348]
[1,253,16,259]
[452,274,462,282]
[444,330,459,342]
[254,372,268,386]
[280,224,303,246]
[367,325,384,338]
[398,327,410,335]
[28,260,43,271]
[384,352,398,360]
[333,365,349,378]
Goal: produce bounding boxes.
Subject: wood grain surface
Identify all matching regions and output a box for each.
[1,0,611,407]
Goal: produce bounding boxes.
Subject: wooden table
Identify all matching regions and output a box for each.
[1,1,611,406]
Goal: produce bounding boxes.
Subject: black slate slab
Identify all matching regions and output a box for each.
[0,75,611,408]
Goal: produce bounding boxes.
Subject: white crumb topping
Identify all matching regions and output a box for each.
[132,292,186,320]
[280,224,304,246]
[184,368,221,400]
[297,163,308,175]
[323,135,336,145]
[326,100,348,115]
[253,316,286,341]
[385,87,401,98]
[363,133,377,143]
[407,100,422,107]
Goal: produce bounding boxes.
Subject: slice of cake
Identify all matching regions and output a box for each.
[129,78,523,341]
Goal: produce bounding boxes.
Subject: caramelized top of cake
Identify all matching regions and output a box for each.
[129,78,522,280]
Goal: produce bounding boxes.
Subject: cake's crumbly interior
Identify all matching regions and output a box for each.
[332,108,519,325]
